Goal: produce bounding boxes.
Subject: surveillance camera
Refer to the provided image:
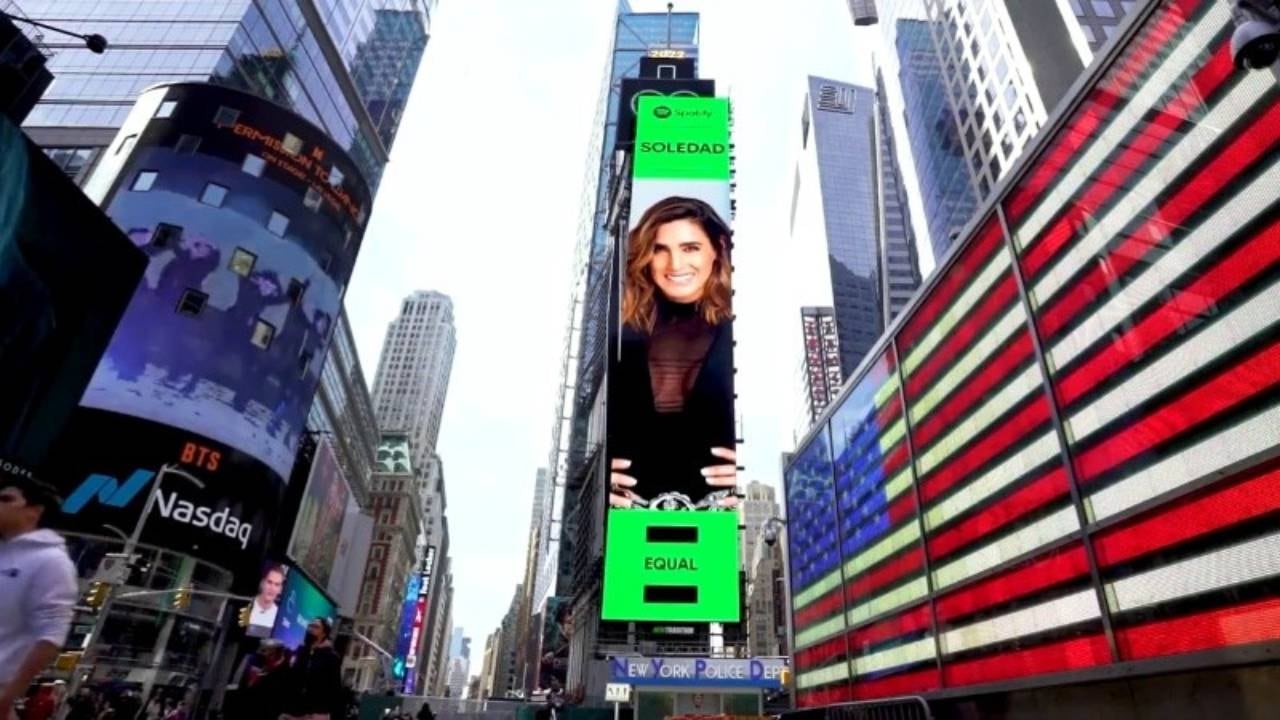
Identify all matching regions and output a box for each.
[1231,0,1280,70]
[763,526,779,547]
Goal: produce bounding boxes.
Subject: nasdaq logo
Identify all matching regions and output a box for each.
[62,470,154,514]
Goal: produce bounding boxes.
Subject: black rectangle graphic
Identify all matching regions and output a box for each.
[644,585,698,604]
[647,526,698,543]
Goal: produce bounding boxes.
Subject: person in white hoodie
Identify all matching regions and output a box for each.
[0,460,78,720]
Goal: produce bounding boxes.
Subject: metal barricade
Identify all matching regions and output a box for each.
[781,696,933,720]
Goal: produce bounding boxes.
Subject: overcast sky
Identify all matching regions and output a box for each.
[344,0,889,642]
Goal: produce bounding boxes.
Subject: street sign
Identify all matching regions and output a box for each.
[91,552,134,585]
[605,683,632,703]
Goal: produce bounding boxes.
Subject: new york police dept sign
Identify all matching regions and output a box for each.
[609,657,786,688]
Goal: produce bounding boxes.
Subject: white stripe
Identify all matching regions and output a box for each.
[843,523,921,579]
[924,432,1060,532]
[797,661,851,689]
[796,614,847,649]
[885,467,913,504]
[847,577,929,629]
[1070,274,1280,443]
[794,567,843,610]
[1033,71,1277,306]
[1086,402,1280,523]
[910,305,1027,426]
[916,365,1042,477]
[1013,3,1231,245]
[1108,530,1280,613]
[1050,156,1280,372]
[852,637,937,677]
[904,250,1010,375]
[940,589,1100,655]
[933,506,1080,590]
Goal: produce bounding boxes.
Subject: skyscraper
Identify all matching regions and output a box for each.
[371,290,457,470]
[14,0,437,187]
[739,481,780,573]
[791,76,921,383]
[1066,0,1139,51]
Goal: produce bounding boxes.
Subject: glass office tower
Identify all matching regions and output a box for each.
[13,0,436,188]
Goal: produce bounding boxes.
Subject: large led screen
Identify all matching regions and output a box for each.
[783,0,1280,706]
[78,82,369,481]
[271,563,337,651]
[603,95,739,622]
[288,437,351,589]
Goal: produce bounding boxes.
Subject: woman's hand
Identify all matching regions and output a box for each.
[610,458,641,508]
[703,447,740,507]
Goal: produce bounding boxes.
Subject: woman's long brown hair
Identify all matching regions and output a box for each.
[621,196,732,333]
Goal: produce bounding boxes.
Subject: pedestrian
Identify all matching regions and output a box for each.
[416,701,435,720]
[64,689,96,720]
[240,641,290,720]
[139,694,164,720]
[282,618,342,720]
[0,463,78,720]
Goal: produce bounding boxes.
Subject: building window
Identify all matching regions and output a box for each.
[298,350,313,377]
[242,154,266,177]
[156,100,178,119]
[328,166,344,187]
[304,186,323,211]
[229,247,257,276]
[131,170,158,192]
[287,278,305,305]
[281,132,303,155]
[214,106,240,128]
[200,182,228,207]
[176,289,208,316]
[251,319,276,349]
[175,134,201,154]
[152,223,182,248]
[267,211,289,237]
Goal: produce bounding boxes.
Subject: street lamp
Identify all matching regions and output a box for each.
[0,11,108,53]
[760,516,795,707]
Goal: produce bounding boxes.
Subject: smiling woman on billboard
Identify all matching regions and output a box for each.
[608,196,736,510]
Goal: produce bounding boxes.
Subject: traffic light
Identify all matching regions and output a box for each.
[84,581,110,609]
[238,603,253,628]
[171,586,192,611]
[392,658,405,679]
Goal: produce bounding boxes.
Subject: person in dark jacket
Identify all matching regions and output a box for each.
[241,641,291,720]
[282,618,342,720]
[608,196,738,510]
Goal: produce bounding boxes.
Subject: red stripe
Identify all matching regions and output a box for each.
[1117,597,1280,661]
[795,587,846,632]
[887,491,916,526]
[1021,42,1236,281]
[847,603,933,653]
[1056,214,1280,408]
[1003,0,1199,223]
[883,441,909,478]
[795,634,847,670]
[920,398,1051,503]
[943,633,1111,687]
[912,333,1036,451]
[850,667,941,701]
[845,548,923,605]
[934,543,1089,623]
[906,274,1020,401]
[1093,460,1280,568]
[899,218,1004,350]
[1038,71,1280,340]
[927,467,1071,561]
[876,392,903,428]
[1074,338,1280,483]
[797,683,853,708]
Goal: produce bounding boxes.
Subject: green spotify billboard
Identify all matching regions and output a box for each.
[603,95,740,622]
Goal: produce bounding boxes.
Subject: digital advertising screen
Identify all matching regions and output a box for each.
[271,563,336,651]
[246,561,288,638]
[392,572,425,684]
[288,437,351,589]
[0,114,145,467]
[77,82,370,482]
[603,95,738,622]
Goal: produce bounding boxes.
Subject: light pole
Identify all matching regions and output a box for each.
[0,10,108,53]
[69,464,206,693]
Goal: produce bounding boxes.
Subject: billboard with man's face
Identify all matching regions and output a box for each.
[603,95,739,622]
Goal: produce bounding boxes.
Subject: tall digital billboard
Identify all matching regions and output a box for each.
[393,572,425,686]
[603,95,739,622]
[288,437,351,589]
[271,564,337,651]
[0,114,145,467]
[784,0,1280,706]
[42,82,370,581]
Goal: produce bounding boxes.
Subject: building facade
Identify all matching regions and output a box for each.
[746,527,787,659]
[801,306,844,426]
[1067,0,1139,51]
[787,0,1280,712]
[307,310,380,508]
[371,290,456,471]
[740,481,780,573]
[346,434,425,689]
[13,0,436,188]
